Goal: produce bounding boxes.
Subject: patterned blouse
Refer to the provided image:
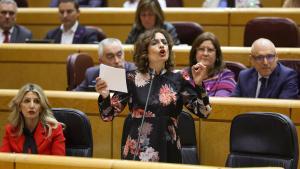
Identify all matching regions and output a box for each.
[98,69,211,163]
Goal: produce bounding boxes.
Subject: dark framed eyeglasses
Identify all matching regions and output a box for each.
[252,54,276,62]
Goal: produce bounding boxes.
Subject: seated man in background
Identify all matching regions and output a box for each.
[49,0,105,7]
[74,38,136,91]
[45,0,98,44]
[231,38,299,99]
[0,0,32,43]
[202,0,261,8]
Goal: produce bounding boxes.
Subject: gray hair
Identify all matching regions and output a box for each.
[98,38,123,58]
[0,0,17,7]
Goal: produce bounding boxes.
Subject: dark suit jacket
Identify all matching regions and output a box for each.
[74,62,136,91]
[45,24,98,44]
[10,25,32,43]
[231,63,299,99]
[0,122,65,155]
[49,0,105,7]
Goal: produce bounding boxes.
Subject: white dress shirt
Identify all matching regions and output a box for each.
[60,21,79,44]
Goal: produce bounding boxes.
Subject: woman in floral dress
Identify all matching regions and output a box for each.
[95,29,211,163]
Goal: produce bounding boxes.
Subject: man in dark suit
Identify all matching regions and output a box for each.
[49,0,105,7]
[231,38,299,99]
[45,0,98,44]
[74,38,136,91]
[0,0,32,43]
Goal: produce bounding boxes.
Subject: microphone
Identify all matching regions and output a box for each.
[133,69,155,160]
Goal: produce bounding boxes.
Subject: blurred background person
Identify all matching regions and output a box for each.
[45,0,99,44]
[123,0,166,8]
[202,0,261,8]
[49,0,106,7]
[0,0,32,43]
[96,29,211,163]
[125,0,180,45]
[184,32,236,96]
[74,38,136,91]
[0,83,65,155]
[282,0,300,7]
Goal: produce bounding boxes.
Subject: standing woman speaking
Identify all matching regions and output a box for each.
[96,29,211,163]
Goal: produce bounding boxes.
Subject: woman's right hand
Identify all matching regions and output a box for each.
[95,77,110,98]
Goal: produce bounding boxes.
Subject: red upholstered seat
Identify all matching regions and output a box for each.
[166,0,183,7]
[85,26,107,44]
[66,53,94,91]
[244,17,300,47]
[225,61,247,81]
[171,21,204,45]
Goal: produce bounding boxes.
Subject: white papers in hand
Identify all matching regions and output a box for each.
[99,64,128,93]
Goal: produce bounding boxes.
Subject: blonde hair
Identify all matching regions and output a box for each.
[8,83,60,137]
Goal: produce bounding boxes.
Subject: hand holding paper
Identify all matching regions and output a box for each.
[99,64,128,93]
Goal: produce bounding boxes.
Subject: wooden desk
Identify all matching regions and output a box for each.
[27,0,284,7]
[0,90,299,168]
[1,44,300,90]
[17,8,229,45]
[2,153,284,169]
[17,7,300,46]
[0,153,14,169]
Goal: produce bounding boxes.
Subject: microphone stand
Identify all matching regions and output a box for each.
[133,70,155,160]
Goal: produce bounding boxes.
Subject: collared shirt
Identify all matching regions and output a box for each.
[0,27,14,43]
[255,74,269,98]
[60,21,78,44]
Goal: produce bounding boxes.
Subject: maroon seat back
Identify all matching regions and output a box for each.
[225,61,247,81]
[171,22,204,45]
[244,17,300,47]
[86,26,107,44]
[66,53,94,91]
[166,0,183,7]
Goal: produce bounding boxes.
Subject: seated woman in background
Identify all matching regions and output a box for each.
[202,0,261,8]
[0,83,65,155]
[125,0,180,45]
[183,32,236,97]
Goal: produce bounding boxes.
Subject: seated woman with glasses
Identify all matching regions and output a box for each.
[0,83,65,155]
[182,32,236,97]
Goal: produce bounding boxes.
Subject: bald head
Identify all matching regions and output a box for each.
[251,38,276,56]
[250,38,278,77]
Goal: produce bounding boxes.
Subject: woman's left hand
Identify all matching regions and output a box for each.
[192,62,207,86]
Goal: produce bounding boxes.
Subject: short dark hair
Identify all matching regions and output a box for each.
[189,32,224,77]
[135,0,165,30]
[134,28,174,73]
[58,0,79,12]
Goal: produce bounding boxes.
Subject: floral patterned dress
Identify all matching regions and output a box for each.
[98,69,211,163]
